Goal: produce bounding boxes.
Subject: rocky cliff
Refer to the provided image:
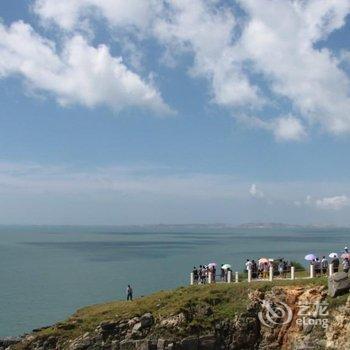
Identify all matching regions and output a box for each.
[3,279,349,350]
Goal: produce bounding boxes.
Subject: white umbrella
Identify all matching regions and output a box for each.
[221,264,231,270]
[208,262,217,268]
[259,257,270,264]
[329,253,338,258]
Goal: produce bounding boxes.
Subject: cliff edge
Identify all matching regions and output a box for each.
[4,278,350,350]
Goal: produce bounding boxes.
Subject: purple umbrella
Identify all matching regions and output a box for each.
[305,254,317,261]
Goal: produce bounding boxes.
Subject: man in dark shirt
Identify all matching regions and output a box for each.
[126,285,133,301]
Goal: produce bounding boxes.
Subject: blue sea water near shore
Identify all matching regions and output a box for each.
[0,224,349,336]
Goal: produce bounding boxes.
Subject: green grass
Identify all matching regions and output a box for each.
[19,275,349,350]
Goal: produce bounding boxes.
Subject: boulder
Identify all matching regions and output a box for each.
[136,340,152,350]
[140,313,154,328]
[160,313,185,328]
[198,335,216,350]
[0,336,22,348]
[180,336,198,350]
[100,321,118,332]
[132,313,154,333]
[328,272,350,297]
[157,338,167,350]
[132,322,143,333]
[120,339,138,350]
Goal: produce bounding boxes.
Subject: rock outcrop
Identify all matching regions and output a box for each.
[328,272,350,297]
[7,285,350,350]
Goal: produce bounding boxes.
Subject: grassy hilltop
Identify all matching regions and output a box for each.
[30,277,336,341]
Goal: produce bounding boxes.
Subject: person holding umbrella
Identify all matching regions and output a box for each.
[222,264,232,281]
[220,264,225,281]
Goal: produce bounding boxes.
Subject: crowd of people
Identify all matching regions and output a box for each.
[192,264,232,284]
[191,247,350,284]
[245,258,291,279]
[307,247,350,275]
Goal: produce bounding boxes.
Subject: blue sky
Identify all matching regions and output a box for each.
[0,0,350,225]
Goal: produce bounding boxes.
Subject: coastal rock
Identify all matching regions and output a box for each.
[198,335,216,350]
[9,285,350,350]
[140,313,154,328]
[0,336,22,348]
[160,313,185,328]
[69,337,92,350]
[326,296,350,349]
[157,338,167,350]
[180,336,198,350]
[128,317,140,327]
[328,272,350,297]
[99,321,118,332]
[132,313,154,334]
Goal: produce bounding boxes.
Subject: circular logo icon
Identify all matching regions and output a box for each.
[258,299,293,328]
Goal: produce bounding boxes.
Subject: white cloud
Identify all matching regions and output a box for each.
[238,0,350,135]
[153,0,261,108]
[0,21,172,114]
[315,195,350,211]
[33,0,262,109]
[273,116,307,141]
[4,0,350,139]
[301,194,349,211]
[33,0,160,32]
[249,183,264,198]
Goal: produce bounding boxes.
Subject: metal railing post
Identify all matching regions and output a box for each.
[227,270,232,283]
[235,271,239,283]
[248,268,252,283]
[291,266,295,280]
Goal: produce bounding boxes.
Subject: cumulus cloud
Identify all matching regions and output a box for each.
[0,21,172,114]
[273,116,307,141]
[1,0,350,138]
[315,195,350,211]
[33,0,160,32]
[153,0,261,108]
[249,183,264,198]
[34,0,262,108]
[300,194,350,210]
[238,0,350,135]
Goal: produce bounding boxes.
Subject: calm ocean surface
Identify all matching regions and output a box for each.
[0,225,349,336]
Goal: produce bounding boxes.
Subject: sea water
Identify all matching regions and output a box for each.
[0,225,348,336]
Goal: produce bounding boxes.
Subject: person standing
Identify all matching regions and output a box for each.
[126,285,133,301]
[315,258,321,276]
[342,258,350,273]
[331,256,340,273]
[263,262,269,279]
[220,264,225,281]
[193,266,198,284]
[321,256,328,275]
[245,259,252,272]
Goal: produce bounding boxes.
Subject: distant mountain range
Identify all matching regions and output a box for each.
[111,222,344,231]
